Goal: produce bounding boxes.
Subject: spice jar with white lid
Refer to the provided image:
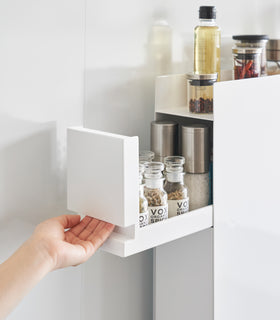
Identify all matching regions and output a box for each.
[266,40,280,75]
[164,156,189,217]
[232,35,269,76]
[181,124,210,211]
[187,73,217,113]
[139,164,149,228]
[144,162,168,223]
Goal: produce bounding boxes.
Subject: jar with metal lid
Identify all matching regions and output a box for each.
[232,47,262,79]
[232,35,269,76]
[187,73,217,113]
[266,39,280,75]
[144,162,168,223]
[164,156,189,217]
[139,164,149,228]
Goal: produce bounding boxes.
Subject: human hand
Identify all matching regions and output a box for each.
[30,215,114,271]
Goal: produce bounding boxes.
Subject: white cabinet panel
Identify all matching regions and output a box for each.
[214,75,280,320]
[154,229,213,320]
[67,127,139,227]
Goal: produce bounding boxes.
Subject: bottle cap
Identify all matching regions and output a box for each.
[199,6,216,19]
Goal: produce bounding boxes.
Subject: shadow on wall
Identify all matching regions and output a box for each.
[84,67,156,150]
[0,114,66,225]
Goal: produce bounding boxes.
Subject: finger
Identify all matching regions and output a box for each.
[87,221,115,251]
[52,214,81,229]
[67,215,93,236]
[78,218,100,240]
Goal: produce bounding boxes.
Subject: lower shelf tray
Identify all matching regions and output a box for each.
[101,205,213,257]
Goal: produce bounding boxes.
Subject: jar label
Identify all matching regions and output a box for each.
[168,198,189,217]
[149,205,168,223]
[139,211,149,228]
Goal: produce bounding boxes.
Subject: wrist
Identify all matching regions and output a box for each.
[25,236,56,273]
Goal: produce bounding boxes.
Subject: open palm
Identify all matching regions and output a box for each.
[32,215,114,270]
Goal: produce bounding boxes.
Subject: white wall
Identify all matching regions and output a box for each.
[0,0,85,318]
[1,0,280,319]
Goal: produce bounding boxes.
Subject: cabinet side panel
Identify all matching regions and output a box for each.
[67,128,137,227]
[214,75,280,320]
[154,229,213,320]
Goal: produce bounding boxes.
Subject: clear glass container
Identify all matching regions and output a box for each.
[194,6,221,81]
[184,172,209,211]
[164,156,189,217]
[139,164,148,228]
[232,47,262,79]
[187,73,217,113]
[232,35,269,76]
[266,39,280,75]
[139,150,155,164]
[144,162,168,223]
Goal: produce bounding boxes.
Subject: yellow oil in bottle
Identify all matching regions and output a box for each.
[194,25,221,81]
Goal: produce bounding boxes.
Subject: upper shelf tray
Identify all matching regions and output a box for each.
[156,107,213,121]
[155,73,213,121]
[155,71,233,121]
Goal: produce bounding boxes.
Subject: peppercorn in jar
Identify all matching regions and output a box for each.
[164,156,189,217]
[144,162,168,224]
[187,73,217,114]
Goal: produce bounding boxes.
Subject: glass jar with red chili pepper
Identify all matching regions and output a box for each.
[232,47,262,80]
[187,73,217,114]
[232,35,269,76]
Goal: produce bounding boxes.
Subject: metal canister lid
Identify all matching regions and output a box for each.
[151,120,178,158]
[181,124,209,174]
[186,73,218,81]
[267,39,280,61]
[232,35,269,42]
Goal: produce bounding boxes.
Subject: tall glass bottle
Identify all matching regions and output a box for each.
[194,6,221,81]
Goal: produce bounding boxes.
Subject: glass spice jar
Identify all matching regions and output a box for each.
[232,47,262,79]
[139,164,149,228]
[144,162,168,224]
[232,35,269,76]
[139,150,155,164]
[164,156,189,217]
[266,39,280,75]
[187,73,217,114]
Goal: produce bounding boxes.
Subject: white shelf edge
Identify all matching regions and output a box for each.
[156,107,214,121]
[101,205,213,257]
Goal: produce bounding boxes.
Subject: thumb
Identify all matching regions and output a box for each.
[52,214,81,229]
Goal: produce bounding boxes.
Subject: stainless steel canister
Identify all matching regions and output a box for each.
[181,124,209,173]
[266,39,280,61]
[151,120,178,162]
